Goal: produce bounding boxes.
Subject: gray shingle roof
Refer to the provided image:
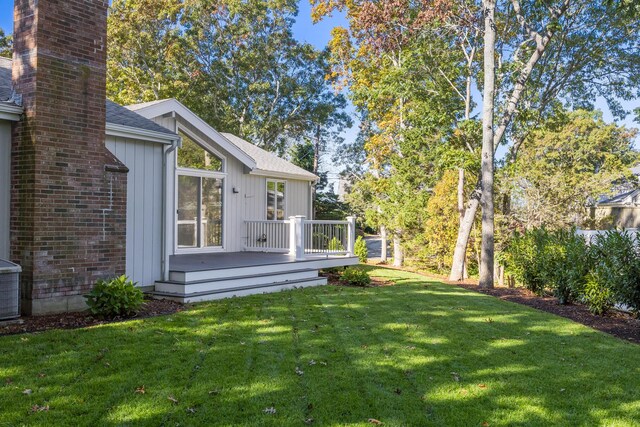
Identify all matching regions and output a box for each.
[0,58,175,135]
[0,57,13,102]
[599,189,640,206]
[221,132,318,181]
[106,100,175,135]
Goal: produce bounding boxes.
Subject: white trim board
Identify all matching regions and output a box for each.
[127,98,257,170]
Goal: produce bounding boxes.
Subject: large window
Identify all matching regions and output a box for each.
[177,131,223,172]
[176,130,225,250]
[266,180,286,220]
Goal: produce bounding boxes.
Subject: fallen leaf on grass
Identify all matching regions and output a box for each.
[168,395,178,404]
[37,373,46,378]
[368,418,383,425]
[186,407,197,414]
[295,367,304,376]
[135,386,145,394]
[208,389,221,395]
[263,407,276,414]
[451,372,461,382]
[482,422,490,427]
[6,378,13,385]
[304,417,314,424]
[22,389,32,395]
[478,384,487,389]
[308,360,317,366]
[30,404,49,413]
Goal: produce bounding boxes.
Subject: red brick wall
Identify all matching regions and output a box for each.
[11,0,128,314]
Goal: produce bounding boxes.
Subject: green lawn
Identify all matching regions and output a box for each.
[1,267,639,426]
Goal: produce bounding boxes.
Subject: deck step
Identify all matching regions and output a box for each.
[155,269,319,294]
[169,256,359,282]
[150,277,328,303]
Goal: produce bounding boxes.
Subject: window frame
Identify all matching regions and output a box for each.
[266,179,287,221]
[175,127,226,176]
[174,125,227,253]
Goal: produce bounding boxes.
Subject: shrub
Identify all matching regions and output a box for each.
[590,230,640,313]
[544,229,590,304]
[354,236,368,263]
[583,273,614,315]
[500,228,550,295]
[328,236,345,251]
[85,275,144,318]
[341,267,371,287]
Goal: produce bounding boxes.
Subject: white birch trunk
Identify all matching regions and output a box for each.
[479,0,497,289]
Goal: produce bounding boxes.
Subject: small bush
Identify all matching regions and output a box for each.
[328,236,345,251]
[544,229,590,304]
[85,275,144,318]
[354,236,368,263]
[590,230,640,313]
[583,273,614,315]
[500,228,550,295]
[341,267,371,287]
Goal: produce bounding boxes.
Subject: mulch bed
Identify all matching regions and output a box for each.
[0,298,184,336]
[322,271,394,288]
[450,281,640,344]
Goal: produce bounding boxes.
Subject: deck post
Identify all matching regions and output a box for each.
[346,216,356,256]
[289,215,306,260]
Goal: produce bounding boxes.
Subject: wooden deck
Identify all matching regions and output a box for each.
[154,251,359,303]
[169,251,355,272]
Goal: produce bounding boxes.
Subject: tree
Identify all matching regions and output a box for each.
[107,0,190,104]
[501,110,639,229]
[107,0,350,157]
[0,28,11,59]
[314,0,471,266]
[449,0,640,286]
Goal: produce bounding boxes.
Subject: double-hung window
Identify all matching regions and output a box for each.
[266,180,286,220]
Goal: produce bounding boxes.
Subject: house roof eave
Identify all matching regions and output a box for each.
[127,99,257,170]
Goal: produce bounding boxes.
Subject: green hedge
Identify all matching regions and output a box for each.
[500,228,640,315]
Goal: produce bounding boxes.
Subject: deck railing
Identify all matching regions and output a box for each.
[245,216,356,260]
[304,220,349,254]
[245,220,290,252]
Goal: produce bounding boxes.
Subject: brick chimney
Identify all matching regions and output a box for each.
[11,0,127,315]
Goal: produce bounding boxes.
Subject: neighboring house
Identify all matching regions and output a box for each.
[0,1,356,315]
[590,189,640,229]
[589,166,640,229]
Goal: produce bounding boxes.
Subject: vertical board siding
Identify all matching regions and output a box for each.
[170,116,313,253]
[106,136,163,286]
[0,121,10,259]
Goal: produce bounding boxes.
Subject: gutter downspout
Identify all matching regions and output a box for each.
[161,117,181,281]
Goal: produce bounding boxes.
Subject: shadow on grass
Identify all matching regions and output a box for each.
[1,266,639,426]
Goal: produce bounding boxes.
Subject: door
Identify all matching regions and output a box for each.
[177,174,224,250]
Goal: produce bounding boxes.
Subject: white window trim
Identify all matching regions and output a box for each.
[175,126,227,176]
[174,126,228,253]
[266,179,287,221]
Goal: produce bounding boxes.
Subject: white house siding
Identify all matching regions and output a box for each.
[0,121,10,259]
[155,115,312,253]
[106,136,164,287]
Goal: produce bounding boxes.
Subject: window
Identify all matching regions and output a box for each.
[177,131,223,172]
[266,180,286,220]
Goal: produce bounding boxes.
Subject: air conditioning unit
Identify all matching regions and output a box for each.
[0,259,21,320]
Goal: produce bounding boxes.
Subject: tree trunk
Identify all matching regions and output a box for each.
[448,0,563,284]
[449,183,481,281]
[312,125,320,218]
[393,234,403,267]
[380,225,388,262]
[479,0,497,289]
[457,168,469,279]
